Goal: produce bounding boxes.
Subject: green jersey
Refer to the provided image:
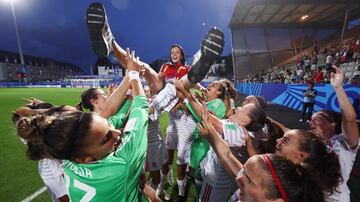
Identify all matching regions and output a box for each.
[108,99,132,129]
[188,98,226,171]
[64,95,149,202]
[205,98,226,120]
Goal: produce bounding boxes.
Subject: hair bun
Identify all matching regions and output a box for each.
[16,115,55,140]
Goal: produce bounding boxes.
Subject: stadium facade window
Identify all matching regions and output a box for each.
[5,57,9,63]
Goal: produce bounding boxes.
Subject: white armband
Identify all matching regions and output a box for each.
[128,71,140,81]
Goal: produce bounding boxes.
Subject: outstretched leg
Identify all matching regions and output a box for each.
[86,2,164,93]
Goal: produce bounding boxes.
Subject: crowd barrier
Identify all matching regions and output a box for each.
[236,83,360,119]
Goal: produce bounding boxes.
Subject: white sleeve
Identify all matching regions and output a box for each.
[222,120,246,147]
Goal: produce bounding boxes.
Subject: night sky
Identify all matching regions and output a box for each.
[0,0,236,74]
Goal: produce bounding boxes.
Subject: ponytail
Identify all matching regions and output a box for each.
[296,130,343,195]
[15,112,93,161]
[16,115,56,160]
[76,101,84,111]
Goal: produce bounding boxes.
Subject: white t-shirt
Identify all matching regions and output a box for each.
[38,159,64,179]
[326,55,334,64]
[326,134,359,202]
[201,120,247,188]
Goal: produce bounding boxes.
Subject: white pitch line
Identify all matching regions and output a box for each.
[21,186,47,202]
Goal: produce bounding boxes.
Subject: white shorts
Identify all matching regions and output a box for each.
[146,140,168,171]
[165,110,196,165]
[42,175,68,201]
[176,112,196,165]
[165,111,182,150]
[199,181,236,202]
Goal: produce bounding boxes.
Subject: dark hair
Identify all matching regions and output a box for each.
[317,110,342,134]
[246,106,267,132]
[76,88,100,111]
[260,154,325,202]
[218,79,237,118]
[170,44,185,65]
[295,129,343,195]
[245,95,266,110]
[255,120,284,154]
[29,102,55,109]
[16,112,93,161]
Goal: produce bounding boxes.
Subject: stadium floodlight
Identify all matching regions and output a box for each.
[301,15,309,21]
[5,0,26,82]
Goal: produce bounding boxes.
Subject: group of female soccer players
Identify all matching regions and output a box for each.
[12,2,359,202]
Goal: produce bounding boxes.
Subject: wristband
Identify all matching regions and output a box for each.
[128,71,140,81]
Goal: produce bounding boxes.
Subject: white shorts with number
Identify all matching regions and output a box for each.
[147,140,168,171]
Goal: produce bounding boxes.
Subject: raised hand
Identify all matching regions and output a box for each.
[107,83,117,95]
[22,97,44,107]
[125,48,141,72]
[174,79,190,99]
[330,66,344,88]
[15,107,32,117]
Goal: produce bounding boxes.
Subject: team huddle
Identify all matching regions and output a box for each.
[12,2,359,202]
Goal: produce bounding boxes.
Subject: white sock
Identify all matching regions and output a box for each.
[177,179,187,196]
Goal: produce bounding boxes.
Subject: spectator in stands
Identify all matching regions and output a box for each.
[297,66,304,83]
[314,66,324,84]
[291,71,298,83]
[300,83,317,122]
[284,70,291,84]
[326,53,334,70]
[303,71,313,84]
[304,56,311,72]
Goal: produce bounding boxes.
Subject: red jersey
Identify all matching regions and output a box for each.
[159,62,190,82]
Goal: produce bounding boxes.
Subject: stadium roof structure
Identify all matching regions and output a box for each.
[229,0,360,29]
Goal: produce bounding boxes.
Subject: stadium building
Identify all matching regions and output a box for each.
[0,50,82,82]
[229,0,360,81]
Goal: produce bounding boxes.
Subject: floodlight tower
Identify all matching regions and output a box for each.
[10,0,26,82]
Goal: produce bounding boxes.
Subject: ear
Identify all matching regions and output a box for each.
[89,98,98,106]
[298,151,309,162]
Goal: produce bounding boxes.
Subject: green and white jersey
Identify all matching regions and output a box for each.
[206,98,226,119]
[64,95,149,202]
[107,99,132,129]
[188,98,226,169]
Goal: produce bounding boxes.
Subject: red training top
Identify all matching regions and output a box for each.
[159,62,190,82]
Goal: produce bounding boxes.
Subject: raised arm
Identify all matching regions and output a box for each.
[100,74,130,118]
[331,67,359,148]
[197,103,243,177]
[174,79,223,133]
